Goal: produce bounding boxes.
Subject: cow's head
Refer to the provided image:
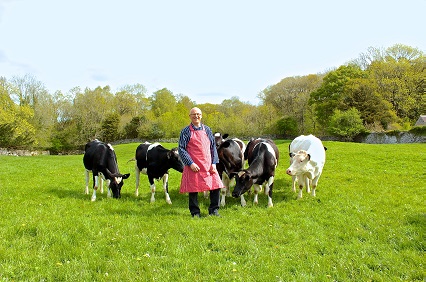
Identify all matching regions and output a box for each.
[168,148,184,173]
[106,169,130,198]
[286,150,314,179]
[214,133,229,148]
[231,170,254,198]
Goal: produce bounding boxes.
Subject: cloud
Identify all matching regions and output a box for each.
[90,73,109,82]
[0,49,7,62]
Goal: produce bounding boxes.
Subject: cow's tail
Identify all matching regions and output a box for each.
[127,158,136,164]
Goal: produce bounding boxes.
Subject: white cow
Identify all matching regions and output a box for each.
[286,135,326,199]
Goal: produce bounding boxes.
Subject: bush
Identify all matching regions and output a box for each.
[276,116,298,136]
[409,126,426,136]
[328,108,366,141]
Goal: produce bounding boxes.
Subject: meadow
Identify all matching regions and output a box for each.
[0,141,424,281]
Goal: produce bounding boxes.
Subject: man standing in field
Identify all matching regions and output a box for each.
[178,107,224,218]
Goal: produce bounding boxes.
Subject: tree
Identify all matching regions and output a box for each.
[309,65,365,129]
[72,86,114,142]
[101,113,120,142]
[276,116,298,136]
[0,80,36,147]
[150,88,177,117]
[260,74,323,134]
[344,77,397,129]
[328,108,365,140]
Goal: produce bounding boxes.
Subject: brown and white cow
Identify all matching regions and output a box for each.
[214,133,246,206]
[286,134,326,199]
[83,139,130,201]
[231,138,279,207]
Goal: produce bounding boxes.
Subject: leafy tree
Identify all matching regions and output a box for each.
[72,86,114,142]
[328,108,365,140]
[309,65,364,129]
[367,55,425,123]
[344,77,397,129]
[101,113,120,142]
[276,116,298,136]
[261,74,323,134]
[150,88,177,117]
[0,77,36,147]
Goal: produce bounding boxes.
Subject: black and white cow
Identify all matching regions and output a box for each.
[133,142,184,204]
[214,133,246,206]
[231,138,279,207]
[83,139,130,201]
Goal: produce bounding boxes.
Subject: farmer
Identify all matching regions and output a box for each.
[178,107,224,218]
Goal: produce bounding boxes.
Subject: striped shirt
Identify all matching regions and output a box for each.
[178,123,219,166]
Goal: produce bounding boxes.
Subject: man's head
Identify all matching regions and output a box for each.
[189,107,202,127]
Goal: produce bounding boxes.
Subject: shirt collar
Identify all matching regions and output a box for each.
[191,123,203,130]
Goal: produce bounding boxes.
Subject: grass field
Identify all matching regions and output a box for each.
[0,141,424,281]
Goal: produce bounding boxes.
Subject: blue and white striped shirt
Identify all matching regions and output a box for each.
[178,123,219,166]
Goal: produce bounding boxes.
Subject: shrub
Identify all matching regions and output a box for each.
[276,116,298,136]
[328,108,365,141]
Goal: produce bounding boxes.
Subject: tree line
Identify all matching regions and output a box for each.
[0,44,424,152]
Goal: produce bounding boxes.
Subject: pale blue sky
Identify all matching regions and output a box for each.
[0,0,425,105]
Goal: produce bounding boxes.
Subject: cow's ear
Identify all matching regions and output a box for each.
[307,154,311,161]
[289,152,295,158]
[324,146,328,151]
[122,173,130,179]
[223,133,229,139]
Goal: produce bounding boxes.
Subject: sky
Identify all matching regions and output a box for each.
[0,0,425,105]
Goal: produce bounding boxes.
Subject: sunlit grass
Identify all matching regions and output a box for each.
[0,141,424,281]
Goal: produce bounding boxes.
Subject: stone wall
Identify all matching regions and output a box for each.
[0,148,50,156]
[354,132,426,144]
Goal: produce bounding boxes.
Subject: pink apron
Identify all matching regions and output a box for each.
[180,125,224,193]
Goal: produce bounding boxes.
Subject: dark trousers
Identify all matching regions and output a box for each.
[189,188,220,215]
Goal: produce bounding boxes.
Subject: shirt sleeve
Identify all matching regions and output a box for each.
[178,126,193,166]
[204,125,219,164]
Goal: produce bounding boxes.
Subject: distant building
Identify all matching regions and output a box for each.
[415,115,426,126]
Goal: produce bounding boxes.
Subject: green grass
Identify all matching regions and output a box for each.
[0,141,424,281]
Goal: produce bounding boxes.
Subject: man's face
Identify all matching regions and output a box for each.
[190,110,202,124]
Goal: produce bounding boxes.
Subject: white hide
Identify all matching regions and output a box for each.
[287,135,326,199]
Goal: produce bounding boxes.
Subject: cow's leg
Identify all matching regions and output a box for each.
[92,174,100,201]
[220,188,227,207]
[106,179,111,197]
[220,174,230,207]
[297,183,303,199]
[311,173,321,197]
[135,166,141,197]
[100,177,104,194]
[253,184,261,205]
[240,195,247,207]
[99,177,104,194]
[149,177,156,203]
[306,179,311,193]
[162,174,172,204]
[265,176,274,208]
[292,175,297,193]
[298,176,309,199]
[85,170,90,194]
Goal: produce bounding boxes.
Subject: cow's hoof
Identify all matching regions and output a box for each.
[91,197,96,202]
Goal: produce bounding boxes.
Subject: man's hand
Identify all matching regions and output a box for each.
[190,163,200,172]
